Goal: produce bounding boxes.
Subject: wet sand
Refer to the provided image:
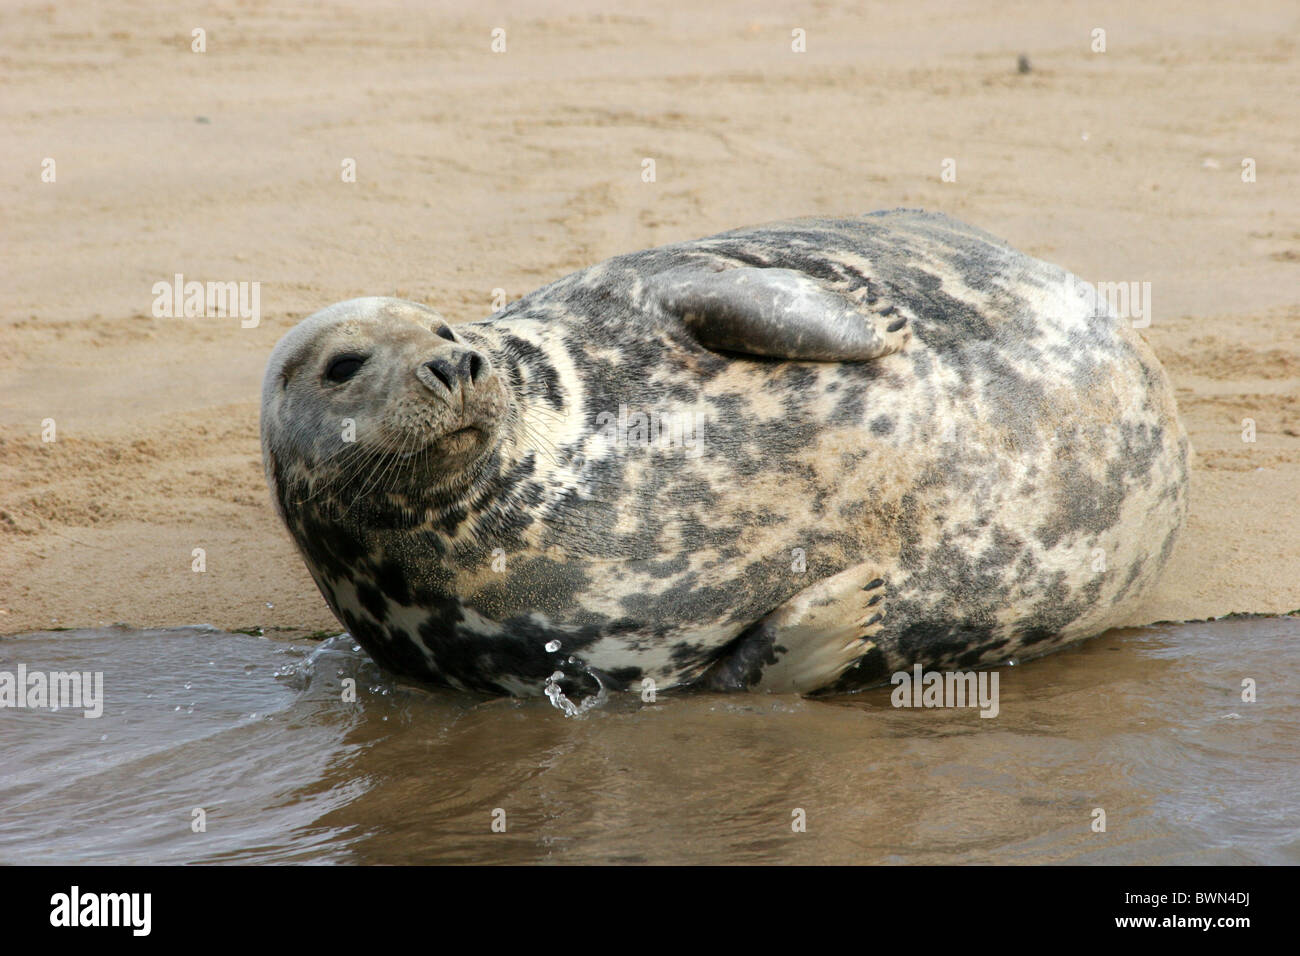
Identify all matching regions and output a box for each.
[1,0,1298,634]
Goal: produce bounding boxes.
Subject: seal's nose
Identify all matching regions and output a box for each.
[459,350,487,383]
[420,348,490,395]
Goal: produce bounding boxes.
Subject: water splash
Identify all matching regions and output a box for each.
[277,633,391,697]
[544,665,608,718]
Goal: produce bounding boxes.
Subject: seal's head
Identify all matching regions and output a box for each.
[261,297,510,523]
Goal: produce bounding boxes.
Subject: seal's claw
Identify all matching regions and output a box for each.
[695,562,888,695]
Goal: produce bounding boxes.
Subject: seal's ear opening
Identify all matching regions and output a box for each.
[651,265,910,362]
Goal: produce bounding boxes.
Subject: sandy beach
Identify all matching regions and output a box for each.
[2,0,1297,636]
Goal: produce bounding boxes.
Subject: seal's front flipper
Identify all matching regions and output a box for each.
[698,563,888,694]
[652,265,910,361]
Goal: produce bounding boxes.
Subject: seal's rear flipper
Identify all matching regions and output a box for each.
[652,266,910,361]
[697,563,888,694]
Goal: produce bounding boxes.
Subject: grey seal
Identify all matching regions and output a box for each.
[260,209,1189,698]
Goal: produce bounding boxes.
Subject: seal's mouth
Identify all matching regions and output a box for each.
[435,424,482,447]
[411,421,489,458]
[379,422,485,462]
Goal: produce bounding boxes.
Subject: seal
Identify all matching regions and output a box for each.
[261,209,1189,698]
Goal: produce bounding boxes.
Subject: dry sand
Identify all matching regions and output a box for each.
[1,0,1297,636]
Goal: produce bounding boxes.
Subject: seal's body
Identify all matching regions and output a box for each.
[261,210,1189,697]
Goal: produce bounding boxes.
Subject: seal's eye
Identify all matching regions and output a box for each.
[436,326,457,342]
[325,354,367,383]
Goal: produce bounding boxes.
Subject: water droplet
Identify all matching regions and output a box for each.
[544,663,609,719]
[545,640,561,653]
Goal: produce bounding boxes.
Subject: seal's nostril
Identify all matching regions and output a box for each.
[423,359,456,392]
[455,349,487,384]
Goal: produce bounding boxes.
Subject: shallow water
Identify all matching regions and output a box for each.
[1,617,1296,865]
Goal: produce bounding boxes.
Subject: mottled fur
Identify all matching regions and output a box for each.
[261,210,1189,697]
